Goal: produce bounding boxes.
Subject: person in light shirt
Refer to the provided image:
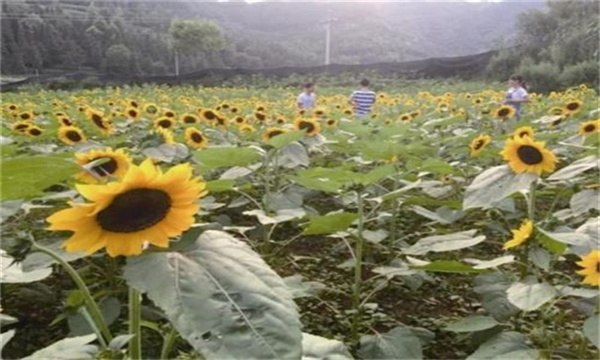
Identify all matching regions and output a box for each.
[297,82,316,110]
[504,75,530,120]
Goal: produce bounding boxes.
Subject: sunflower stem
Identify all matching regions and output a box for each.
[128,287,142,360]
[160,327,178,360]
[30,242,113,344]
[520,182,537,279]
[351,191,365,350]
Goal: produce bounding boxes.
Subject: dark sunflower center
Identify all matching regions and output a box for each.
[62,118,73,126]
[268,130,284,139]
[131,101,138,108]
[92,116,107,129]
[66,130,82,142]
[20,113,31,120]
[236,117,244,123]
[519,131,529,138]
[584,124,596,133]
[474,140,485,150]
[327,120,335,125]
[299,121,315,133]
[596,262,600,273]
[498,108,509,117]
[15,124,28,130]
[184,116,196,123]
[128,110,137,118]
[96,188,172,233]
[256,113,266,121]
[204,111,215,120]
[191,132,203,143]
[158,120,172,128]
[91,157,118,175]
[517,145,544,165]
[29,128,42,136]
[165,112,175,118]
[566,103,579,111]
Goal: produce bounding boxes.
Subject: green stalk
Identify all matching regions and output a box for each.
[160,327,178,360]
[520,182,536,279]
[351,191,365,347]
[31,242,113,343]
[128,287,142,360]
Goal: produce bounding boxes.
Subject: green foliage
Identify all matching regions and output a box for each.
[169,19,226,56]
[559,60,600,90]
[0,155,80,201]
[517,61,561,94]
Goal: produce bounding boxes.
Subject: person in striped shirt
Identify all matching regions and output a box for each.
[349,79,376,117]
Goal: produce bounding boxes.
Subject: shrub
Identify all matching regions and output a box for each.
[517,61,561,94]
[560,60,599,91]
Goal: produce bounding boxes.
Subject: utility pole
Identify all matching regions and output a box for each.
[322,10,337,66]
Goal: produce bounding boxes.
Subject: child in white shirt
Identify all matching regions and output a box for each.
[504,75,530,120]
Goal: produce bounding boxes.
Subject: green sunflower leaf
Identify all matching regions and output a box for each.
[123,230,302,360]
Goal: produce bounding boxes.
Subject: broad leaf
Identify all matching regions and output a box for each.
[23,334,98,360]
[445,316,499,333]
[302,212,359,235]
[473,273,519,322]
[0,330,15,354]
[244,208,306,225]
[194,147,262,172]
[467,332,532,360]
[283,275,327,299]
[464,255,515,269]
[547,155,599,181]
[403,230,486,255]
[123,230,302,359]
[0,155,80,201]
[584,315,599,349]
[411,261,486,274]
[570,189,600,216]
[275,142,310,169]
[108,334,135,351]
[268,131,305,149]
[301,333,352,360]
[22,240,85,272]
[205,179,236,193]
[463,165,537,210]
[506,278,557,311]
[359,326,424,360]
[1,251,52,283]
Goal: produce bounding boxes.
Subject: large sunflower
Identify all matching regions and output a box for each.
[578,120,600,136]
[47,159,206,257]
[500,136,557,175]
[181,113,199,124]
[262,127,288,143]
[88,111,113,135]
[503,219,533,250]
[201,109,217,122]
[494,105,515,119]
[75,148,132,184]
[576,250,600,286]
[125,107,140,121]
[184,128,208,149]
[26,126,43,137]
[470,134,491,156]
[12,121,30,133]
[564,100,583,115]
[154,117,175,130]
[513,126,534,139]
[293,118,321,136]
[58,126,87,146]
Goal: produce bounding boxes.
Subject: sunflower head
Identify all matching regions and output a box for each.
[12,121,30,133]
[18,111,34,121]
[125,107,139,120]
[254,111,267,122]
[293,118,321,136]
[47,159,207,257]
[75,148,132,184]
[579,120,600,137]
[494,105,515,119]
[399,113,412,122]
[155,127,175,145]
[576,250,600,287]
[564,100,583,114]
[513,126,534,139]
[185,128,208,149]
[58,117,75,127]
[325,118,338,128]
[470,134,491,157]
[58,126,87,146]
[145,104,159,115]
[181,114,199,124]
[500,136,557,175]
[262,127,288,143]
[503,219,533,250]
[164,110,176,118]
[154,117,175,130]
[201,109,217,122]
[26,126,43,137]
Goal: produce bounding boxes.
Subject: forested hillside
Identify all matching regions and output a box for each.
[1,0,544,75]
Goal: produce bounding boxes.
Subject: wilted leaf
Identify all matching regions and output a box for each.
[23,334,98,360]
[403,230,486,255]
[506,277,557,311]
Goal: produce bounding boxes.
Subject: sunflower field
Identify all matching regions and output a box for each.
[1,82,599,360]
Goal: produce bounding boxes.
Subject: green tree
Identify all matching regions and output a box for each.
[168,19,226,75]
[104,44,132,74]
